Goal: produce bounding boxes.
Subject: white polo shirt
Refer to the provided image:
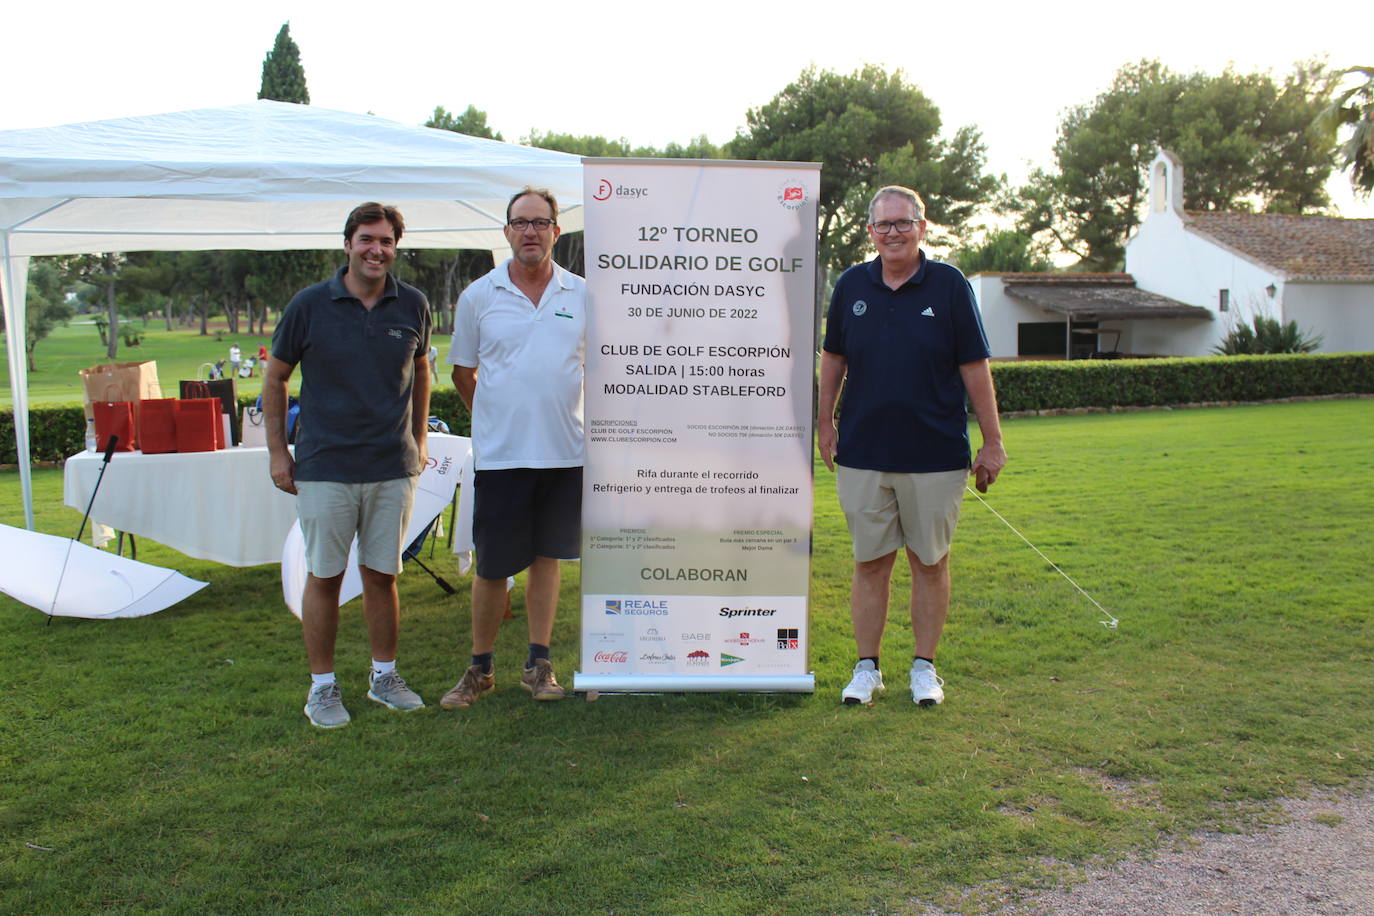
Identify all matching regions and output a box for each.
[449,259,585,470]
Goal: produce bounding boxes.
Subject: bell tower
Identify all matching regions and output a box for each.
[1149,149,1184,217]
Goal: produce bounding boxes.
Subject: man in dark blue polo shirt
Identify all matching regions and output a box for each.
[265,202,432,728]
[818,185,1006,708]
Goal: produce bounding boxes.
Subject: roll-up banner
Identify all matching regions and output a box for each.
[576,159,820,694]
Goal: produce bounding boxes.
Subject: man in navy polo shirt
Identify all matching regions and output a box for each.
[818,185,1006,708]
[265,202,432,728]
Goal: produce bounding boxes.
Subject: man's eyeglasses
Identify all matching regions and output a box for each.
[872,218,919,234]
[508,217,556,232]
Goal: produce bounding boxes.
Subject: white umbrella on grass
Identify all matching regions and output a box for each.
[0,523,207,619]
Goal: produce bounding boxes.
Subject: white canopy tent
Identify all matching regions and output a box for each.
[0,100,584,528]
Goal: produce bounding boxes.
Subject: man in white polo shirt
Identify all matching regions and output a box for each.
[442,187,585,708]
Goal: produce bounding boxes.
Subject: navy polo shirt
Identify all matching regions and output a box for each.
[273,266,431,482]
[822,254,990,473]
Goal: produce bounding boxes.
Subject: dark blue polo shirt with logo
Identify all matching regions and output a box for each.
[822,254,990,473]
[272,266,431,483]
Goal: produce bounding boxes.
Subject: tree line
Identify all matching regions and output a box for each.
[11,23,1372,369]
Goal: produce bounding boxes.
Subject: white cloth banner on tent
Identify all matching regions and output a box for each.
[575,159,820,694]
[450,448,477,574]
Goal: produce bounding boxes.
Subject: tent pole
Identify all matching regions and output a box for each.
[0,238,34,529]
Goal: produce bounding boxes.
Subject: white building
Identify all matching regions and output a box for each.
[967,271,1209,360]
[1126,149,1374,355]
[968,150,1374,359]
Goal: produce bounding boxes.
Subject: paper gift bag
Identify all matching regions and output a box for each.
[241,406,268,447]
[174,398,222,453]
[91,401,137,452]
[180,378,240,445]
[138,398,179,454]
[80,361,162,439]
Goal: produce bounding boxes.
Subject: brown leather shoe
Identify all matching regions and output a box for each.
[440,665,494,710]
[520,658,565,701]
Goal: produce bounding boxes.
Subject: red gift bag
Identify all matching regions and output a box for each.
[174,398,222,453]
[180,378,240,445]
[138,398,179,454]
[92,401,137,452]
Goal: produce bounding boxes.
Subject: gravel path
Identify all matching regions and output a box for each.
[920,788,1374,915]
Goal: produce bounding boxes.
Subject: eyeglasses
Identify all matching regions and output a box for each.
[872,219,919,234]
[508,218,556,232]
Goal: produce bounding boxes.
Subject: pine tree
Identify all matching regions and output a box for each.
[258,24,309,104]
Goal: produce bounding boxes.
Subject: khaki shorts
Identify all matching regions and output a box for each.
[835,464,967,565]
[296,477,418,578]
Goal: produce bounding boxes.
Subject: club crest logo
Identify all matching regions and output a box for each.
[777,180,809,210]
[852,300,867,317]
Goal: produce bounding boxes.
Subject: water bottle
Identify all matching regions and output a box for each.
[85,418,98,452]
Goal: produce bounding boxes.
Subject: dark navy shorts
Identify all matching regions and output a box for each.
[472,467,582,579]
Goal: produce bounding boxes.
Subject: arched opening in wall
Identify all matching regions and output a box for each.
[1151,161,1169,212]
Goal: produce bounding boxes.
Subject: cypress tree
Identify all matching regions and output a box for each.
[258,24,309,104]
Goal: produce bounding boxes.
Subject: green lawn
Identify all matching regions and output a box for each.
[1,400,1371,914]
[3,321,274,408]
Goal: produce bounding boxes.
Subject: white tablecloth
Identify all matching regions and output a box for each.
[63,447,299,566]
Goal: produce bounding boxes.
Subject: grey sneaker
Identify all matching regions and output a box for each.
[304,682,351,728]
[842,659,884,706]
[367,671,425,711]
[910,659,945,706]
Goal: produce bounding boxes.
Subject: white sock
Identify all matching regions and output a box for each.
[311,672,336,688]
[372,659,397,680]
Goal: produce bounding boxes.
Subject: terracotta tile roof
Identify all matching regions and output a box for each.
[982,272,1134,285]
[1183,212,1374,282]
[1002,275,1211,320]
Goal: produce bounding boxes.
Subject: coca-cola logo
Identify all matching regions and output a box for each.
[594,651,629,664]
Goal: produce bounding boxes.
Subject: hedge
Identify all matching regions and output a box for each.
[4,354,1369,464]
[1,402,89,464]
[2,390,472,464]
[989,352,1374,413]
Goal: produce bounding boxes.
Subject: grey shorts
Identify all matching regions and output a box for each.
[835,465,967,565]
[296,477,418,578]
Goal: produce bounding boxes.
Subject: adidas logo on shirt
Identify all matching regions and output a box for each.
[920,307,935,317]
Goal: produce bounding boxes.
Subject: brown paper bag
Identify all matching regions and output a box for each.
[79,361,163,425]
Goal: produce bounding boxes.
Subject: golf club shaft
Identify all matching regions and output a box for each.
[51,435,119,617]
[966,486,1120,628]
[74,434,119,545]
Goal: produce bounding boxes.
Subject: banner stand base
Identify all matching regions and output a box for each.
[573,673,814,695]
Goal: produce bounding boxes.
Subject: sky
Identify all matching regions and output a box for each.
[7,0,1372,220]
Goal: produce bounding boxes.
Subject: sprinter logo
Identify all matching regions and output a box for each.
[718,606,777,619]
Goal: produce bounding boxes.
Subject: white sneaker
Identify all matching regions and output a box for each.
[841,660,884,706]
[910,659,945,706]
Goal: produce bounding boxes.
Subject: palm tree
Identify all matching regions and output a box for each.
[1319,66,1374,195]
